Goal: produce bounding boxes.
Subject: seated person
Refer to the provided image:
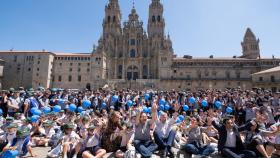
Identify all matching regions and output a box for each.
[134,104,158,158]
[80,124,106,158]
[32,120,55,147]
[2,127,36,157]
[0,123,18,151]
[244,121,274,158]
[61,123,80,158]
[211,115,256,158]
[154,110,177,157]
[183,116,216,157]
[115,122,135,158]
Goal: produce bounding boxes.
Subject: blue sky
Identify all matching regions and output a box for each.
[0,0,279,57]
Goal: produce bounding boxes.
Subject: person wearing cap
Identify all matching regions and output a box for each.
[2,127,36,157]
[1,117,14,131]
[23,90,40,117]
[0,123,18,151]
[7,91,23,117]
[32,120,55,147]
[211,116,256,158]
[77,123,106,158]
[78,116,91,139]
[61,123,80,158]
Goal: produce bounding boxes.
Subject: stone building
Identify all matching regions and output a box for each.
[252,66,280,92]
[0,59,4,89]
[0,0,279,90]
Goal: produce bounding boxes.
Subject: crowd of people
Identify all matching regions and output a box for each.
[0,86,280,158]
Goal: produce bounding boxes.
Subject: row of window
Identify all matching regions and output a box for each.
[55,56,90,61]
[69,68,90,72]
[151,15,161,22]
[259,76,276,82]
[173,70,242,79]
[59,63,90,66]
[55,75,82,82]
[173,61,275,67]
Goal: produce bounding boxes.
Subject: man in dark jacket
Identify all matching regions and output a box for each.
[212,116,256,158]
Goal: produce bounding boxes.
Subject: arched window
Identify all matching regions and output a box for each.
[157,15,161,22]
[107,16,111,22]
[226,71,230,79]
[130,49,136,58]
[152,16,156,22]
[113,16,116,22]
[118,65,122,79]
[130,39,135,45]
[143,65,148,79]
[271,75,275,82]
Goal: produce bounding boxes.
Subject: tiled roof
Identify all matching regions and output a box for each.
[54,53,91,56]
[253,66,280,75]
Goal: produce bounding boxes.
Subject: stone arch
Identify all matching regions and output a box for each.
[127,65,139,80]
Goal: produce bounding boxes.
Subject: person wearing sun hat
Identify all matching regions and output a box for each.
[2,127,36,157]
[78,124,106,158]
[32,120,55,147]
[7,90,23,117]
[1,117,14,131]
[61,122,80,158]
[0,123,18,152]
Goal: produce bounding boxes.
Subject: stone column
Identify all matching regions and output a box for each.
[122,59,125,79]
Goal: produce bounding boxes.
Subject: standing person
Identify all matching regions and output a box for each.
[134,103,158,158]
[153,103,179,157]
[211,116,256,158]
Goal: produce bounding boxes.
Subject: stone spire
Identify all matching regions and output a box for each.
[241,28,260,59]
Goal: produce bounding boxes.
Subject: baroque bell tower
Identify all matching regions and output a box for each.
[241,28,260,59]
[103,0,122,36]
[148,0,165,38]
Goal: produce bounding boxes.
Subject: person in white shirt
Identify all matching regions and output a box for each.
[154,110,177,158]
[0,123,18,151]
[32,120,55,147]
[80,124,106,158]
[115,122,135,158]
[7,91,23,117]
[61,123,80,158]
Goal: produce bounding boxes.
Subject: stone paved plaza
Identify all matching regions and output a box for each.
[29,147,222,158]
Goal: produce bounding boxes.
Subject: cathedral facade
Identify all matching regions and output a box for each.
[92,0,173,81]
[0,0,279,91]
